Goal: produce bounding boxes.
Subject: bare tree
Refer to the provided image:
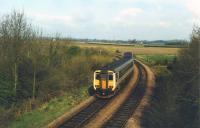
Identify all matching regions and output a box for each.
[0,10,36,96]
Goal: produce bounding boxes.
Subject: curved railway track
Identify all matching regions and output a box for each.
[56,61,148,128]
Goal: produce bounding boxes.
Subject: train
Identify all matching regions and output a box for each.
[89,52,134,98]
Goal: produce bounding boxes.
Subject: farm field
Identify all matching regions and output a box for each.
[72,42,180,55]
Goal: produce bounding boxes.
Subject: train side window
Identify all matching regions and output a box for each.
[96,74,100,80]
[109,75,113,80]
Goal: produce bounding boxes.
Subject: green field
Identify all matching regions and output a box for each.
[136,54,176,65]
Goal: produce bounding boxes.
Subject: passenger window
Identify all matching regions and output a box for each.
[117,73,119,79]
[109,75,113,80]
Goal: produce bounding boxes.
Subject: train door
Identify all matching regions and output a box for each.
[100,74,108,90]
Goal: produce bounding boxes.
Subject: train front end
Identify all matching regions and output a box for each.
[93,70,116,98]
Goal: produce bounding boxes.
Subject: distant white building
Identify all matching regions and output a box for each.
[52,38,56,42]
[139,41,143,44]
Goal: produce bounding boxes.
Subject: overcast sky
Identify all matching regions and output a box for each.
[0,0,200,40]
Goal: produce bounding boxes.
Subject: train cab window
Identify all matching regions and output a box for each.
[96,74,100,80]
[109,75,113,80]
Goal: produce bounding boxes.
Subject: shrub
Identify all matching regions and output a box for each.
[141,26,200,128]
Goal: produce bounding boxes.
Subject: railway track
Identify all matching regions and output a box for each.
[102,63,146,128]
[59,99,110,128]
[56,62,148,128]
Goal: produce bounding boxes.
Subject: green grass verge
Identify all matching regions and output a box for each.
[9,86,89,128]
[136,54,176,65]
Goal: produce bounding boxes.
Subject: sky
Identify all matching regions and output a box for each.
[0,0,200,40]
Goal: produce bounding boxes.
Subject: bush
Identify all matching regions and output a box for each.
[141,26,200,128]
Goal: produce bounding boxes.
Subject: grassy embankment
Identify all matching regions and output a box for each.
[139,29,199,128]
[136,52,198,128]
[9,86,87,128]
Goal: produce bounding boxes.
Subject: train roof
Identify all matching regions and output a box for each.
[100,57,133,71]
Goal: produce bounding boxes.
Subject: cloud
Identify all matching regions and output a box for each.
[119,8,144,17]
[114,7,144,23]
[0,0,194,40]
[186,0,200,19]
[158,21,171,28]
[26,11,72,25]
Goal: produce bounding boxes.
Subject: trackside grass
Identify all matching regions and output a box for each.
[136,54,176,66]
[9,86,89,128]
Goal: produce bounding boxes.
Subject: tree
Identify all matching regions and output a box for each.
[171,26,200,127]
[0,10,36,98]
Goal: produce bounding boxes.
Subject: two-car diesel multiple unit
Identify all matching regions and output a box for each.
[93,52,134,98]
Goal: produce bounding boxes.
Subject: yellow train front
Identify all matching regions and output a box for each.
[93,70,117,98]
[92,52,134,98]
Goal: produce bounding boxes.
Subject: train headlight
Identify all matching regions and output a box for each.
[108,86,113,89]
[95,85,100,88]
